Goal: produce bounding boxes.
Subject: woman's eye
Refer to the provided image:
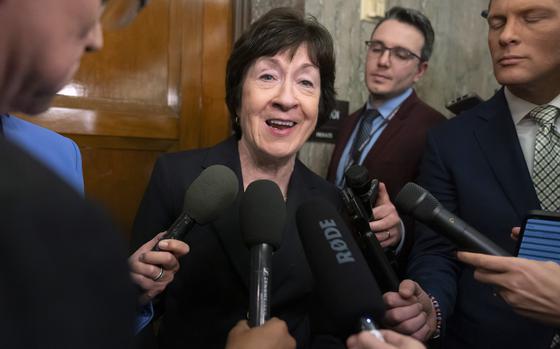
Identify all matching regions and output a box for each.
[300,80,314,88]
[259,74,276,81]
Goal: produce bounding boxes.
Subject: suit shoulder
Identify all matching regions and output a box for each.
[409,97,446,123]
[157,138,236,168]
[157,147,208,167]
[429,98,492,137]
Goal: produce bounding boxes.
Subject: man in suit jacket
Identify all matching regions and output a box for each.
[383,0,559,348]
[327,6,445,261]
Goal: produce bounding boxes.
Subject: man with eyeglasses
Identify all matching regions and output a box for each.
[0,1,295,348]
[327,6,445,268]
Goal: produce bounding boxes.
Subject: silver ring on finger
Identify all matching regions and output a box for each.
[153,266,164,281]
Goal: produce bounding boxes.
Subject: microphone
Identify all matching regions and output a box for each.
[153,164,239,251]
[345,165,379,221]
[395,182,510,256]
[296,199,385,338]
[341,165,399,293]
[240,180,286,327]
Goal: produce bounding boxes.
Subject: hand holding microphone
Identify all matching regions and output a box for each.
[370,182,402,249]
[153,164,239,249]
[342,165,400,293]
[343,165,402,248]
[458,251,560,327]
[129,232,189,304]
[226,318,296,349]
[395,182,509,256]
[382,280,437,342]
[129,165,239,304]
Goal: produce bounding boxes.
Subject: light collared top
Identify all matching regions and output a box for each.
[504,88,560,176]
[0,114,84,194]
[335,88,413,187]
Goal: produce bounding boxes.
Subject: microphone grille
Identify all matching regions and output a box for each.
[395,182,439,220]
[240,180,285,250]
[184,165,239,224]
[344,165,369,189]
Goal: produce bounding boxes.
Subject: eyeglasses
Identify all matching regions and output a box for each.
[101,0,150,29]
[365,40,422,62]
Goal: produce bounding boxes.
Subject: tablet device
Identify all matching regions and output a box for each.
[516,210,560,263]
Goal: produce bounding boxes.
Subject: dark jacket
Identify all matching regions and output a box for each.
[131,137,342,349]
[408,89,555,348]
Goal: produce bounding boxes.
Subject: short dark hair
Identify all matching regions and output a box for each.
[373,6,435,62]
[225,7,336,139]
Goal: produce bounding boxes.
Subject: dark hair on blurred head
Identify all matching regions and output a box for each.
[373,6,435,62]
[226,7,336,139]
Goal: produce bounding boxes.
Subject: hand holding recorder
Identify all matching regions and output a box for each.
[458,210,560,326]
[458,251,560,327]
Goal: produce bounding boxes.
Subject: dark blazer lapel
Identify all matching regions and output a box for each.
[271,160,316,294]
[368,91,418,159]
[203,138,251,289]
[473,90,540,220]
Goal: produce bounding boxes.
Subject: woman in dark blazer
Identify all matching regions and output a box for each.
[129,8,400,349]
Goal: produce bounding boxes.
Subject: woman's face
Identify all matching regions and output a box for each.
[238,44,321,162]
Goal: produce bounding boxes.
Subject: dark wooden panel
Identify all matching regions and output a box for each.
[81,148,161,236]
[20,0,233,236]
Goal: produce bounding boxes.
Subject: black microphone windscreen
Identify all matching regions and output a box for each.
[345,164,369,190]
[296,199,385,336]
[184,165,239,224]
[240,180,285,250]
[394,182,439,220]
[395,182,510,256]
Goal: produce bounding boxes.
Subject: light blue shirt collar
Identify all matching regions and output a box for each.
[335,88,413,189]
[366,88,413,120]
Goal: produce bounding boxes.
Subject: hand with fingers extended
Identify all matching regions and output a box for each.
[458,251,560,327]
[347,330,426,349]
[382,280,437,342]
[225,318,296,349]
[369,182,403,248]
[129,232,190,304]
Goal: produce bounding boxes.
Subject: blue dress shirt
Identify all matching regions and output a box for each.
[1,114,154,332]
[1,114,84,194]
